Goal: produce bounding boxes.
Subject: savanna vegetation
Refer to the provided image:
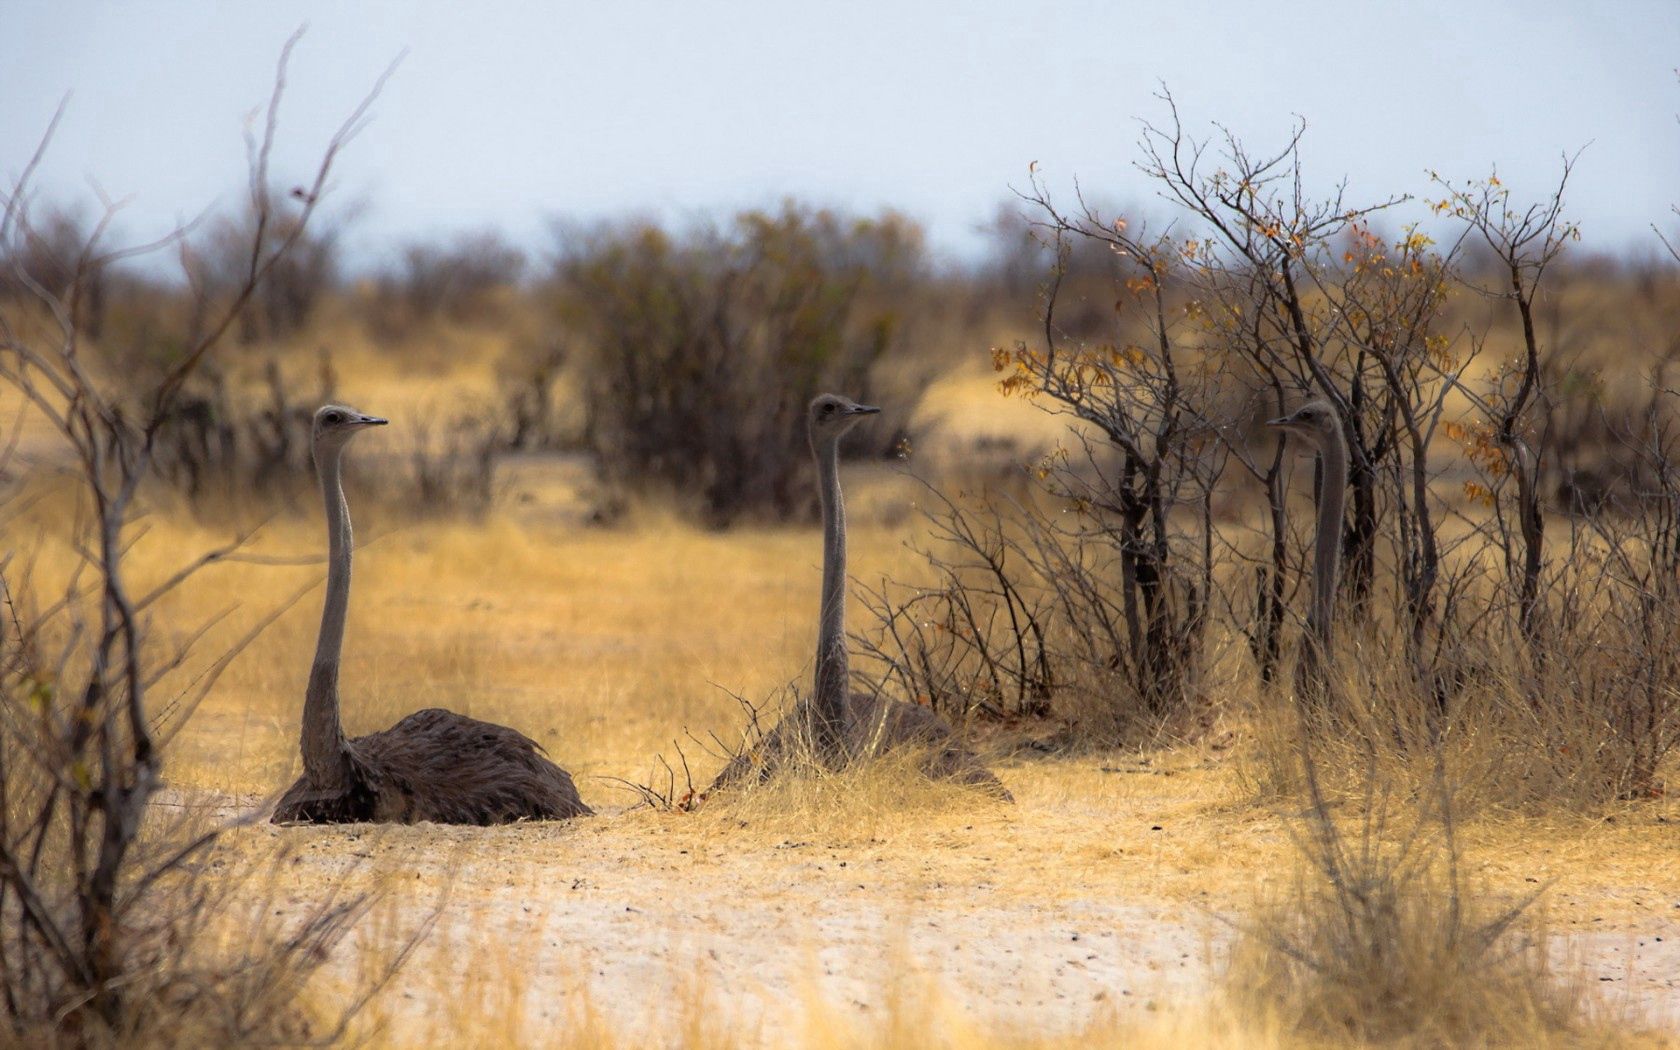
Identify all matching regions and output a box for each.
[0,41,1676,1049]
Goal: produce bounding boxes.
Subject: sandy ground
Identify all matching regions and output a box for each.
[166,774,1680,1045]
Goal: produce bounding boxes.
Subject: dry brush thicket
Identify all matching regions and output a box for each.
[0,36,414,1046]
[2,67,1677,1047]
[549,206,940,524]
[7,203,965,525]
[857,101,1678,816]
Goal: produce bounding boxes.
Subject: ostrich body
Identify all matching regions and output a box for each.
[711,394,1009,798]
[1267,400,1348,657]
[273,405,591,825]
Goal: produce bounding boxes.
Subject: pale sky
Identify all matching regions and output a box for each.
[3,1,1677,267]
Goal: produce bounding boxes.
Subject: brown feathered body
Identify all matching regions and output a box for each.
[273,707,592,825]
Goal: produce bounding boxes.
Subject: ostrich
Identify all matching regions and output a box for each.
[1266,400,1347,674]
[710,394,1009,798]
[273,405,591,825]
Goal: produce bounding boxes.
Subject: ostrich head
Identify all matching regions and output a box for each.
[808,393,880,446]
[1265,400,1339,451]
[312,404,388,454]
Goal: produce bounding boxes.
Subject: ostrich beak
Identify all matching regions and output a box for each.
[359,415,389,427]
[850,404,882,416]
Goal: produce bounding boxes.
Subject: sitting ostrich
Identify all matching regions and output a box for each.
[711,394,1009,798]
[273,405,591,825]
[1266,400,1347,685]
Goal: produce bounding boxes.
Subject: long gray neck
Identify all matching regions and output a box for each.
[812,433,848,748]
[1309,426,1348,650]
[302,441,354,786]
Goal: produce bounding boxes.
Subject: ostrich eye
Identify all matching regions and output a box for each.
[822,404,834,416]
[325,412,343,425]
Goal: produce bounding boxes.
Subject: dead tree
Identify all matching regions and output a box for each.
[0,32,390,1038]
[1432,161,1578,646]
[1129,91,1410,624]
[994,196,1223,719]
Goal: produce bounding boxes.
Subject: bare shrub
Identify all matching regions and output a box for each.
[858,196,1227,739]
[1520,418,1680,801]
[854,485,1207,744]
[550,204,932,524]
[0,591,382,1043]
[0,203,115,339]
[977,200,1128,339]
[0,33,407,1042]
[183,201,349,349]
[151,356,330,502]
[1431,164,1579,646]
[498,338,571,452]
[857,478,1224,743]
[147,353,500,519]
[400,405,500,515]
[854,487,1054,723]
[369,229,526,337]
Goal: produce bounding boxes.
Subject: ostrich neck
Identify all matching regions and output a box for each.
[302,444,354,786]
[1310,429,1349,648]
[812,435,848,743]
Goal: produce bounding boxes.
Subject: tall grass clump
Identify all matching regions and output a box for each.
[1224,724,1647,1048]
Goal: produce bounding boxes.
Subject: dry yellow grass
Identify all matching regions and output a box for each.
[3,357,1677,1045]
[12,490,1675,1044]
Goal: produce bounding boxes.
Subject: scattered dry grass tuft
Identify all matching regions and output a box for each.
[701,738,1009,840]
[1229,860,1591,1046]
[1227,721,1662,1050]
